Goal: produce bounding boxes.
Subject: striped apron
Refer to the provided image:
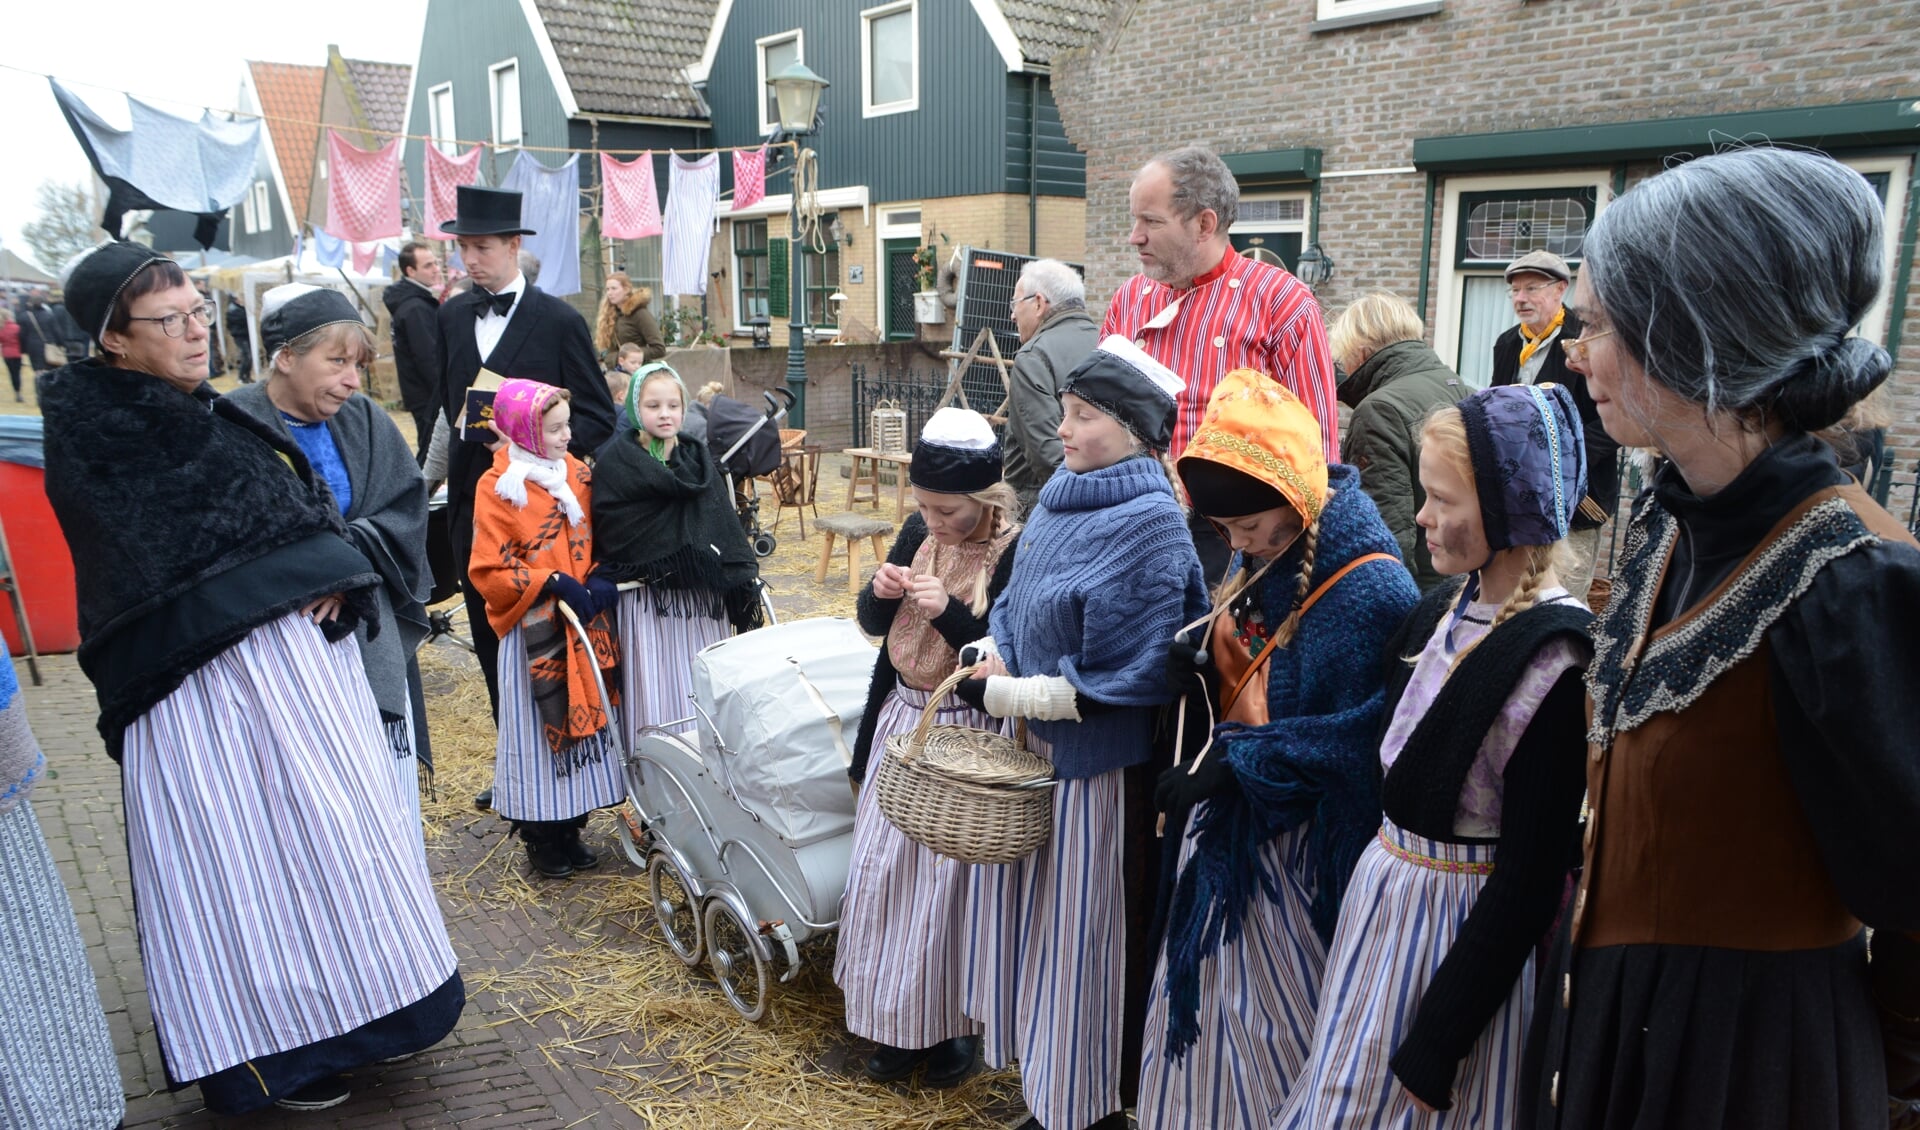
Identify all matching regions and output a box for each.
[1137,820,1327,1129]
[1277,820,1531,1130]
[962,733,1127,1130]
[491,624,625,823]
[0,801,124,1129]
[120,612,458,1083]
[615,586,728,740]
[834,683,996,1049]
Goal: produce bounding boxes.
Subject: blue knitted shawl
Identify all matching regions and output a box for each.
[1161,465,1422,1057]
[991,456,1207,779]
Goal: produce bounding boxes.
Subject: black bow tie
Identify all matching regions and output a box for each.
[480,289,515,316]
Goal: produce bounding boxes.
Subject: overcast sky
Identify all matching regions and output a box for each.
[1,0,431,270]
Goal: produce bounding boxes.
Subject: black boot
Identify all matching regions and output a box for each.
[563,821,600,871]
[922,1034,978,1088]
[522,823,573,879]
[863,1042,931,1083]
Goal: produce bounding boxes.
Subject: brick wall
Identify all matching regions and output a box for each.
[1051,0,1920,484]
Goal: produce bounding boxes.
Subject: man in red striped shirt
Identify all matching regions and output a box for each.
[1103,147,1339,576]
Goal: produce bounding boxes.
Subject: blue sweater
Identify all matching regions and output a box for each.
[991,456,1207,779]
[1161,464,1421,1055]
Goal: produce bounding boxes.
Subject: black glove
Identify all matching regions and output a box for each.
[547,573,597,622]
[1154,754,1237,817]
[1166,627,1220,701]
[953,676,990,712]
[584,575,621,617]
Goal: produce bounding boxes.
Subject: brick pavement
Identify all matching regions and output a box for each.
[11,483,1033,1129]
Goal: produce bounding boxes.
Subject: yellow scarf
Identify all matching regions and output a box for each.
[1517,307,1566,368]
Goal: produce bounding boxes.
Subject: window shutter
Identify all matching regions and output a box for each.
[768,238,789,319]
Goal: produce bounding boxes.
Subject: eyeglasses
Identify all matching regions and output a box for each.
[1010,293,1042,312]
[1507,281,1561,297]
[1560,328,1613,363]
[127,303,215,338]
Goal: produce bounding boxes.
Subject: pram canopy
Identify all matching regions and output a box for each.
[706,394,783,478]
[691,618,876,846]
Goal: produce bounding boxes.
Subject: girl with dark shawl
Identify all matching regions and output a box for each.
[592,362,761,747]
[835,407,1020,1090]
[1140,369,1417,1129]
[470,378,622,881]
[227,283,435,827]
[1521,147,1920,1130]
[40,242,462,1115]
[1281,383,1594,1128]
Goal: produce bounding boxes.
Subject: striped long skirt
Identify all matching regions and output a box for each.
[963,736,1126,1130]
[1277,821,1531,1130]
[1137,818,1327,1129]
[834,682,996,1049]
[616,587,728,740]
[0,800,124,1129]
[120,612,459,1084]
[491,624,625,823]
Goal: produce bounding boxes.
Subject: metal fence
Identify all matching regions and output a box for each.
[850,362,1008,450]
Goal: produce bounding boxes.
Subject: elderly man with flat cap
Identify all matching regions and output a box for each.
[436,185,618,755]
[1489,249,1619,601]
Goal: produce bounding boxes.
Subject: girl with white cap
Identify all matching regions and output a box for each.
[836,406,1021,1089]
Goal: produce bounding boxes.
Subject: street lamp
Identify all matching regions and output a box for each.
[767,61,829,427]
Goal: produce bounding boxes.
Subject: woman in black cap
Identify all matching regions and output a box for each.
[227,283,436,823]
[38,242,463,1114]
[836,406,1021,1090]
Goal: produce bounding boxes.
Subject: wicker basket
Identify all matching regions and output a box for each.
[873,667,1054,865]
[870,399,909,455]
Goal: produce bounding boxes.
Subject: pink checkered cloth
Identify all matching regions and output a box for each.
[600,152,663,239]
[425,144,482,240]
[732,147,766,209]
[324,129,402,242]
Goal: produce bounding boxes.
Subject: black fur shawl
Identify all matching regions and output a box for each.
[39,360,380,756]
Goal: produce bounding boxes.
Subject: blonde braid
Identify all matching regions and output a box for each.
[1273,518,1321,649]
[1447,542,1568,673]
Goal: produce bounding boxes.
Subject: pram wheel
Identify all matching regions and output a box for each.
[704,898,770,1022]
[647,854,705,966]
[752,531,777,558]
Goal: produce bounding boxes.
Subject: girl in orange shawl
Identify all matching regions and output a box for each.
[468,378,621,880]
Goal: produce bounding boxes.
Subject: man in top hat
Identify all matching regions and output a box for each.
[1489,249,1619,601]
[437,184,618,727]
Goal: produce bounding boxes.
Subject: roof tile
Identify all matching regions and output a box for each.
[341,57,413,135]
[531,0,717,120]
[247,61,325,220]
[998,0,1112,65]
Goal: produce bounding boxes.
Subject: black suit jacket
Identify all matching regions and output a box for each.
[436,284,618,570]
[1491,308,1620,530]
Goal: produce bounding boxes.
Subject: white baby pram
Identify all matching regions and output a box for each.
[580,613,877,1021]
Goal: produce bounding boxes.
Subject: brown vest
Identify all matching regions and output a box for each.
[1572,483,1917,950]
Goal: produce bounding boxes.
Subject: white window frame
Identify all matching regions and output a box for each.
[756,29,804,137]
[861,0,920,119]
[1841,154,1910,347]
[1432,169,1613,378]
[489,60,522,147]
[240,192,256,235]
[1229,191,1312,269]
[251,180,272,233]
[428,81,458,156]
[1315,0,1437,20]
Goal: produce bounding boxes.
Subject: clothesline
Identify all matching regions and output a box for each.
[3,60,798,160]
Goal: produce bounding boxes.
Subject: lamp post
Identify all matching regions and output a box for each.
[767,61,829,427]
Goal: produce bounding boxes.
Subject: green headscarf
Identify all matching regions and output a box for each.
[625,361,689,461]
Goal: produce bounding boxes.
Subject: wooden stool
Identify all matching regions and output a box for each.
[814,513,895,596]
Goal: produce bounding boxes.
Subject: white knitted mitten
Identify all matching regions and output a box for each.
[958,636,999,668]
[983,674,1082,721]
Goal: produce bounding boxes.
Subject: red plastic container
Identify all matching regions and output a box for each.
[0,461,80,655]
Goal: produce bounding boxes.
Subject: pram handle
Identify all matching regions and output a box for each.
[555,600,627,766]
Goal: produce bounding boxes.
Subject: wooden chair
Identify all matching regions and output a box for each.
[766,442,823,539]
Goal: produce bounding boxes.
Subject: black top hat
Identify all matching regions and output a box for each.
[440,185,536,237]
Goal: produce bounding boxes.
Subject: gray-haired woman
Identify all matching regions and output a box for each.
[228,283,437,822]
[1521,147,1920,1130]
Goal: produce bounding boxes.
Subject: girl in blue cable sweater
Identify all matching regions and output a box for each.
[955,336,1208,1130]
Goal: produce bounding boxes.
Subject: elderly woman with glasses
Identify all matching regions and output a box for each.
[1520,148,1920,1130]
[37,243,463,1115]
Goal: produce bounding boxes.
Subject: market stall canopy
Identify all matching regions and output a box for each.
[0,248,56,285]
[51,78,261,251]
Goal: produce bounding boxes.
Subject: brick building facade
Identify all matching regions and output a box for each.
[1049,0,1920,481]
